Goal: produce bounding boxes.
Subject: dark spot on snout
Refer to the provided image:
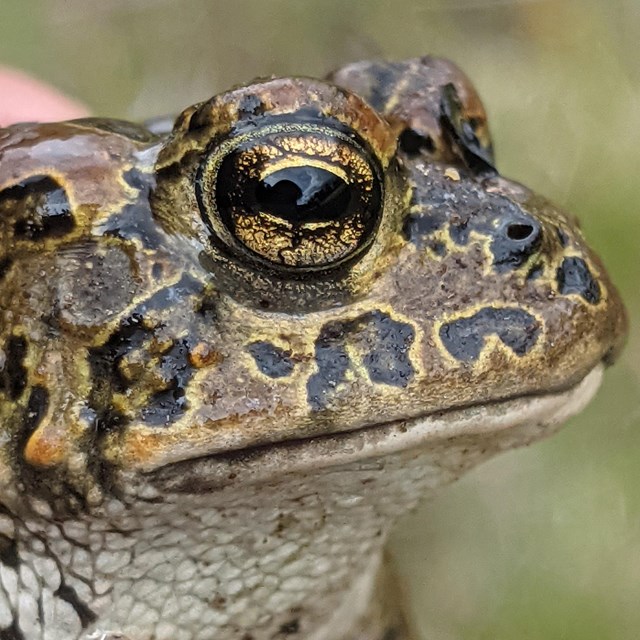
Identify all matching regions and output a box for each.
[0,175,74,241]
[492,213,542,271]
[440,307,541,361]
[307,311,415,411]
[247,342,295,378]
[361,311,415,387]
[557,257,601,304]
[307,325,350,412]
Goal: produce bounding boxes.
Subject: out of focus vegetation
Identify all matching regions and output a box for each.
[2,1,638,638]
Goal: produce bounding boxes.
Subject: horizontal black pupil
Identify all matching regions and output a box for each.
[255,166,352,222]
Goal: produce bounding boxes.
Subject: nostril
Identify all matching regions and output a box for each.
[492,216,542,271]
[507,223,535,241]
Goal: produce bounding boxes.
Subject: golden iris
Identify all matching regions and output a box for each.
[196,122,383,271]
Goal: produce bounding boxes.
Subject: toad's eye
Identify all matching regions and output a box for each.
[196,124,383,271]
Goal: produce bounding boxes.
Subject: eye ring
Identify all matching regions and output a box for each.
[195,120,384,272]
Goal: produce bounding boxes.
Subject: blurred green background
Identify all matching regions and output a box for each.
[1,0,638,638]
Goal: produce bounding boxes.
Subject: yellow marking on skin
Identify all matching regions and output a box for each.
[24,424,68,468]
[444,168,461,181]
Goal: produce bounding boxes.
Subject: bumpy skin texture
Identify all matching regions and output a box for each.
[0,57,627,639]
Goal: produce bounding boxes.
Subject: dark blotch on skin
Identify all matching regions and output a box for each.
[140,339,193,426]
[361,311,415,387]
[526,263,544,281]
[151,262,164,281]
[362,62,405,112]
[0,175,74,240]
[88,278,203,431]
[557,257,601,304]
[0,258,12,281]
[440,307,541,362]
[0,619,26,640]
[0,534,19,569]
[123,167,150,191]
[89,314,150,393]
[22,386,49,440]
[307,311,415,410]
[54,583,98,628]
[103,167,166,249]
[307,324,350,412]
[196,292,219,322]
[89,312,196,429]
[279,619,300,635]
[247,342,295,378]
[88,315,146,433]
[402,212,447,247]
[101,201,165,250]
[556,226,570,247]
[431,241,447,257]
[448,216,471,245]
[1,336,28,400]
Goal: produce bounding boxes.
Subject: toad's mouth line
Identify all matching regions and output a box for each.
[152,364,604,491]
